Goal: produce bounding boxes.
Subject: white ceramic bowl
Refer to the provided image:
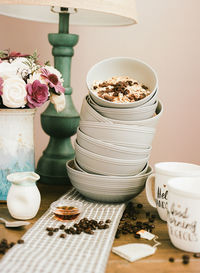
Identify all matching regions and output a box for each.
[75,141,149,176]
[79,121,155,147]
[87,95,158,121]
[74,158,86,172]
[66,160,152,202]
[74,158,149,177]
[81,96,163,129]
[76,128,151,160]
[86,57,158,108]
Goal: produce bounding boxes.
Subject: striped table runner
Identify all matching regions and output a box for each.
[0,188,126,273]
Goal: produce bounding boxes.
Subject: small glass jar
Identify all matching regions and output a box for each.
[50,200,84,222]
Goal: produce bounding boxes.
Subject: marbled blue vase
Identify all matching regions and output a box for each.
[0,109,35,201]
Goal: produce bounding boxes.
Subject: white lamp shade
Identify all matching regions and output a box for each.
[0,0,137,26]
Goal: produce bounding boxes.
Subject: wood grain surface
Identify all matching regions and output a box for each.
[0,184,200,273]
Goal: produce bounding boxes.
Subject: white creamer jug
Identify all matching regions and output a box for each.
[7,172,41,220]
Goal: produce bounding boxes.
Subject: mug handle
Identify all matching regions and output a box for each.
[145,174,156,208]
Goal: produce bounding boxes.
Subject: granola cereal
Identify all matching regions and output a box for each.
[92,76,151,103]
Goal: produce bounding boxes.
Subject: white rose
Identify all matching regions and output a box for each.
[0,62,18,80]
[50,93,65,112]
[2,77,27,108]
[44,65,64,83]
[28,71,47,85]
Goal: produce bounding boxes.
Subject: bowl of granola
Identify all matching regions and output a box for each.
[86,57,158,108]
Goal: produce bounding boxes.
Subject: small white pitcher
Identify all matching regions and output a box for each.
[7,172,41,220]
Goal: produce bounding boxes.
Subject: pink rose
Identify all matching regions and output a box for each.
[0,77,3,95]
[26,80,49,108]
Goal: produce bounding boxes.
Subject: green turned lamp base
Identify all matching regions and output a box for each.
[37,11,80,185]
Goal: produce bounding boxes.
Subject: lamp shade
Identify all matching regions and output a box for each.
[0,0,137,26]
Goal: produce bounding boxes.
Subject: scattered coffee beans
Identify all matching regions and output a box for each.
[46,218,111,238]
[115,202,156,239]
[0,238,22,256]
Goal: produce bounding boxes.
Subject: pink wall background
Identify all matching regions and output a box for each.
[0,0,200,166]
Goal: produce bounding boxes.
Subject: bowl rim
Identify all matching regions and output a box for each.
[77,127,152,154]
[86,56,158,108]
[66,159,152,179]
[75,141,149,165]
[79,120,156,133]
[87,95,158,113]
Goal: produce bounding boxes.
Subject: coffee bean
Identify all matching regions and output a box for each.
[105,219,111,223]
[115,233,120,239]
[60,234,66,238]
[46,227,53,232]
[146,212,150,217]
[194,253,200,258]
[182,255,190,260]
[53,228,59,232]
[64,229,70,234]
[48,231,54,236]
[104,224,109,229]
[60,224,65,230]
[9,242,15,248]
[183,260,189,265]
[17,239,24,244]
[149,218,155,223]
[0,248,6,254]
[134,233,140,239]
[169,257,174,262]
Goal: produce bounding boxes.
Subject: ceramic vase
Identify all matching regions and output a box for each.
[0,109,35,201]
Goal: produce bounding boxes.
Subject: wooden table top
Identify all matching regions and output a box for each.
[0,184,200,273]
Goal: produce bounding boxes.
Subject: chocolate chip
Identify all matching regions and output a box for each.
[169,257,174,263]
[17,239,24,244]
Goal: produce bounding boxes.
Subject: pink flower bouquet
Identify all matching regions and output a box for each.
[0,50,65,112]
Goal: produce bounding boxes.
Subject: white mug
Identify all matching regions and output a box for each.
[145,162,200,221]
[167,177,200,252]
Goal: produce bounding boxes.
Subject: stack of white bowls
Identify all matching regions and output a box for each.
[67,57,163,203]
